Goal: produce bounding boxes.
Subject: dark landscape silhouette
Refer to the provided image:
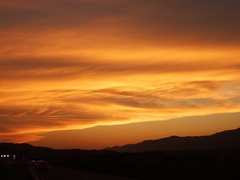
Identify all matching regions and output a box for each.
[106,127,240,152]
[1,128,240,179]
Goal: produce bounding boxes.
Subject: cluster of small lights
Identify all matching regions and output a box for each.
[0,154,16,159]
[1,155,9,158]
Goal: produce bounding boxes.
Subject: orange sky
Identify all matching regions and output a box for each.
[0,0,240,149]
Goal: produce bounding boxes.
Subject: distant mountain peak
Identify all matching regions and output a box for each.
[106,127,240,152]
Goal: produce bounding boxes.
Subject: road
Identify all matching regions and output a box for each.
[35,166,137,180]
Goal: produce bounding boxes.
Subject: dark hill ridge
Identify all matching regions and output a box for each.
[106,127,240,152]
[1,128,240,179]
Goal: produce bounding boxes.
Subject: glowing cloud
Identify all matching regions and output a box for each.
[0,0,240,146]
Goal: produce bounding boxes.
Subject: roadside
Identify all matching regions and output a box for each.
[0,163,32,180]
[37,166,137,180]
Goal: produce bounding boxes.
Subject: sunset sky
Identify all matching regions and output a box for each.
[0,0,240,149]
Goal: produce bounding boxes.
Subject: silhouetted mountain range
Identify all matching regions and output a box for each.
[1,128,240,179]
[1,128,240,154]
[106,128,240,152]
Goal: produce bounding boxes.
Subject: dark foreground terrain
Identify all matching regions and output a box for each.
[1,128,240,179]
[0,164,32,180]
[1,148,239,180]
[36,166,136,180]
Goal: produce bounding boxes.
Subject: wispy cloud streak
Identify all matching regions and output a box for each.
[0,0,240,144]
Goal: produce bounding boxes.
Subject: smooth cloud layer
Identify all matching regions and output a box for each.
[0,0,240,146]
[30,112,240,149]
